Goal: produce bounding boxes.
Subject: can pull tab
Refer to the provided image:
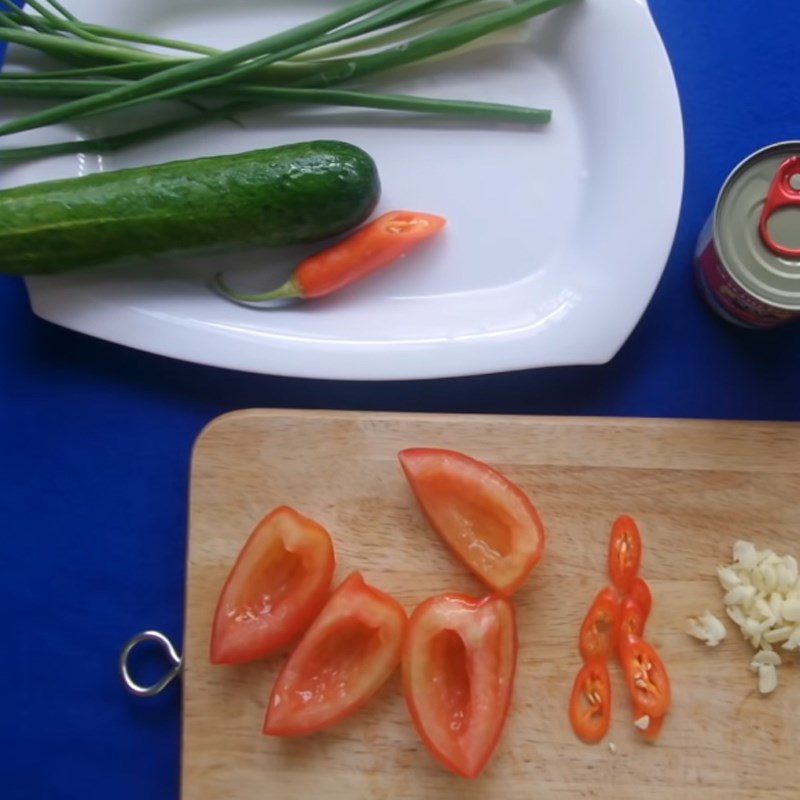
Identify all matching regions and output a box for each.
[759,156,800,259]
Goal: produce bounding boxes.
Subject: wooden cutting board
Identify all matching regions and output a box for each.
[183,410,800,799]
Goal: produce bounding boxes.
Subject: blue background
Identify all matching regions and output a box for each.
[1,2,799,797]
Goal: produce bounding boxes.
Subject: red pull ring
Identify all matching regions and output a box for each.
[759,156,800,259]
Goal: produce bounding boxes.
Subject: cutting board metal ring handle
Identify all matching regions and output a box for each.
[119,630,183,697]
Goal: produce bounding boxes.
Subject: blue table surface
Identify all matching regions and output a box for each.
[1,2,799,797]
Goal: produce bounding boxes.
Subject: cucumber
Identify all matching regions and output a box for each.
[0,140,380,275]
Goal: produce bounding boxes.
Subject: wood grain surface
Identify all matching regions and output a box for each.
[183,410,800,799]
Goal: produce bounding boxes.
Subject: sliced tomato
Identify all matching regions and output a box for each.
[569,659,612,744]
[402,593,517,779]
[263,572,407,736]
[633,704,665,743]
[608,515,642,594]
[398,448,545,595]
[628,577,652,621]
[618,635,671,719]
[579,586,621,662]
[618,596,646,643]
[210,506,335,665]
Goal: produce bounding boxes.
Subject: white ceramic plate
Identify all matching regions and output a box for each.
[1,0,683,380]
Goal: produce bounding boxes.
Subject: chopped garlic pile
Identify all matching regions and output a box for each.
[719,540,800,694]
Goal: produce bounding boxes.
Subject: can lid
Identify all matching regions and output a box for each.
[716,142,800,310]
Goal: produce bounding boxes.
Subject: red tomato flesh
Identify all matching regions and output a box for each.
[263,572,407,736]
[608,515,642,594]
[402,594,517,779]
[569,659,612,744]
[210,506,335,665]
[398,448,545,595]
[579,587,621,662]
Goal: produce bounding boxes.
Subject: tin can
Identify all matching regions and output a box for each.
[694,142,800,328]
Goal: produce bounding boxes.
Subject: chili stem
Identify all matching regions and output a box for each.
[210,273,301,306]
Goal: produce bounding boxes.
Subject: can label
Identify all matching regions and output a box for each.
[694,215,798,328]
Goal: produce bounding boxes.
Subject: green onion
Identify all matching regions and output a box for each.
[233,85,550,122]
[0,77,121,97]
[82,0,451,119]
[7,11,218,55]
[0,0,580,160]
[37,0,78,21]
[0,61,188,79]
[63,22,218,56]
[23,0,109,46]
[0,26,167,64]
[0,0,408,135]
[0,2,47,34]
[300,0,576,86]
[0,76,549,121]
[0,102,253,164]
[2,0,558,128]
[0,8,23,30]
[293,0,511,62]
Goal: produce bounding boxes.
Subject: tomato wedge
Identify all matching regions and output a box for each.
[210,506,335,665]
[608,515,642,594]
[579,587,621,662]
[398,448,545,595]
[402,594,517,779]
[569,659,612,744]
[263,572,407,737]
[628,577,652,621]
[618,635,671,718]
[618,596,646,642]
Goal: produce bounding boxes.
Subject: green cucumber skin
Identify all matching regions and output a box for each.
[0,140,380,275]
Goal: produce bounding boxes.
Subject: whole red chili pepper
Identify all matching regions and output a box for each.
[213,210,446,306]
